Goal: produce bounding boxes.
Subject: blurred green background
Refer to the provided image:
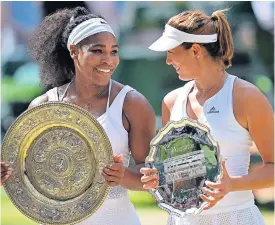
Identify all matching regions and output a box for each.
[1,1,274,225]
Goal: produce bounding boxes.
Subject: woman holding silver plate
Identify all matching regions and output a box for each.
[141,9,274,225]
[25,6,156,225]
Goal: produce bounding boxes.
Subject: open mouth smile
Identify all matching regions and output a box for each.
[96,68,112,73]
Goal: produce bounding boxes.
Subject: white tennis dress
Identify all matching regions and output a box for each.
[46,80,141,225]
[168,74,265,225]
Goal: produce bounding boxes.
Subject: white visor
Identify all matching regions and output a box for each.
[149,24,218,51]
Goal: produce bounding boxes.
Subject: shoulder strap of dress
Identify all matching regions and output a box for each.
[46,87,59,101]
[105,79,113,112]
[59,82,71,101]
[227,74,237,106]
[170,81,194,121]
[107,85,135,118]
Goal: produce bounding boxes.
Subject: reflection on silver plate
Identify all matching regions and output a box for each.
[1,102,113,225]
[146,118,221,217]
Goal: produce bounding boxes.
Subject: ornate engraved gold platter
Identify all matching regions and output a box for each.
[1,102,113,225]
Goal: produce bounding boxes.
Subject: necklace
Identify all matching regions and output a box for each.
[64,77,110,113]
[71,76,110,100]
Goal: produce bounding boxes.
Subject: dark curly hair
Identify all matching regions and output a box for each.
[29,7,105,89]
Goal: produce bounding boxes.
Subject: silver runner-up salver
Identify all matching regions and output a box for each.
[146,118,222,217]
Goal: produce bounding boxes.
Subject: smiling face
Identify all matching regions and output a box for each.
[166,44,204,81]
[70,32,119,86]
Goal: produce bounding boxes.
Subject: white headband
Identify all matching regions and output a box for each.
[67,18,115,50]
[149,24,218,51]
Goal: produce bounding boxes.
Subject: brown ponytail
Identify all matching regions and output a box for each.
[211,9,234,68]
[167,8,234,69]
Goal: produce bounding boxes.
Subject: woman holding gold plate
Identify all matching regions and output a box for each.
[2,6,155,225]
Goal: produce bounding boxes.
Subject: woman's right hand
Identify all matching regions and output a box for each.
[140,167,159,189]
[1,162,13,186]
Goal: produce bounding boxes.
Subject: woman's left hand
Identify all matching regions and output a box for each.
[102,154,125,187]
[200,160,233,210]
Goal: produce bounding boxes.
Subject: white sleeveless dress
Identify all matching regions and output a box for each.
[46,80,141,225]
[168,75,265,225]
